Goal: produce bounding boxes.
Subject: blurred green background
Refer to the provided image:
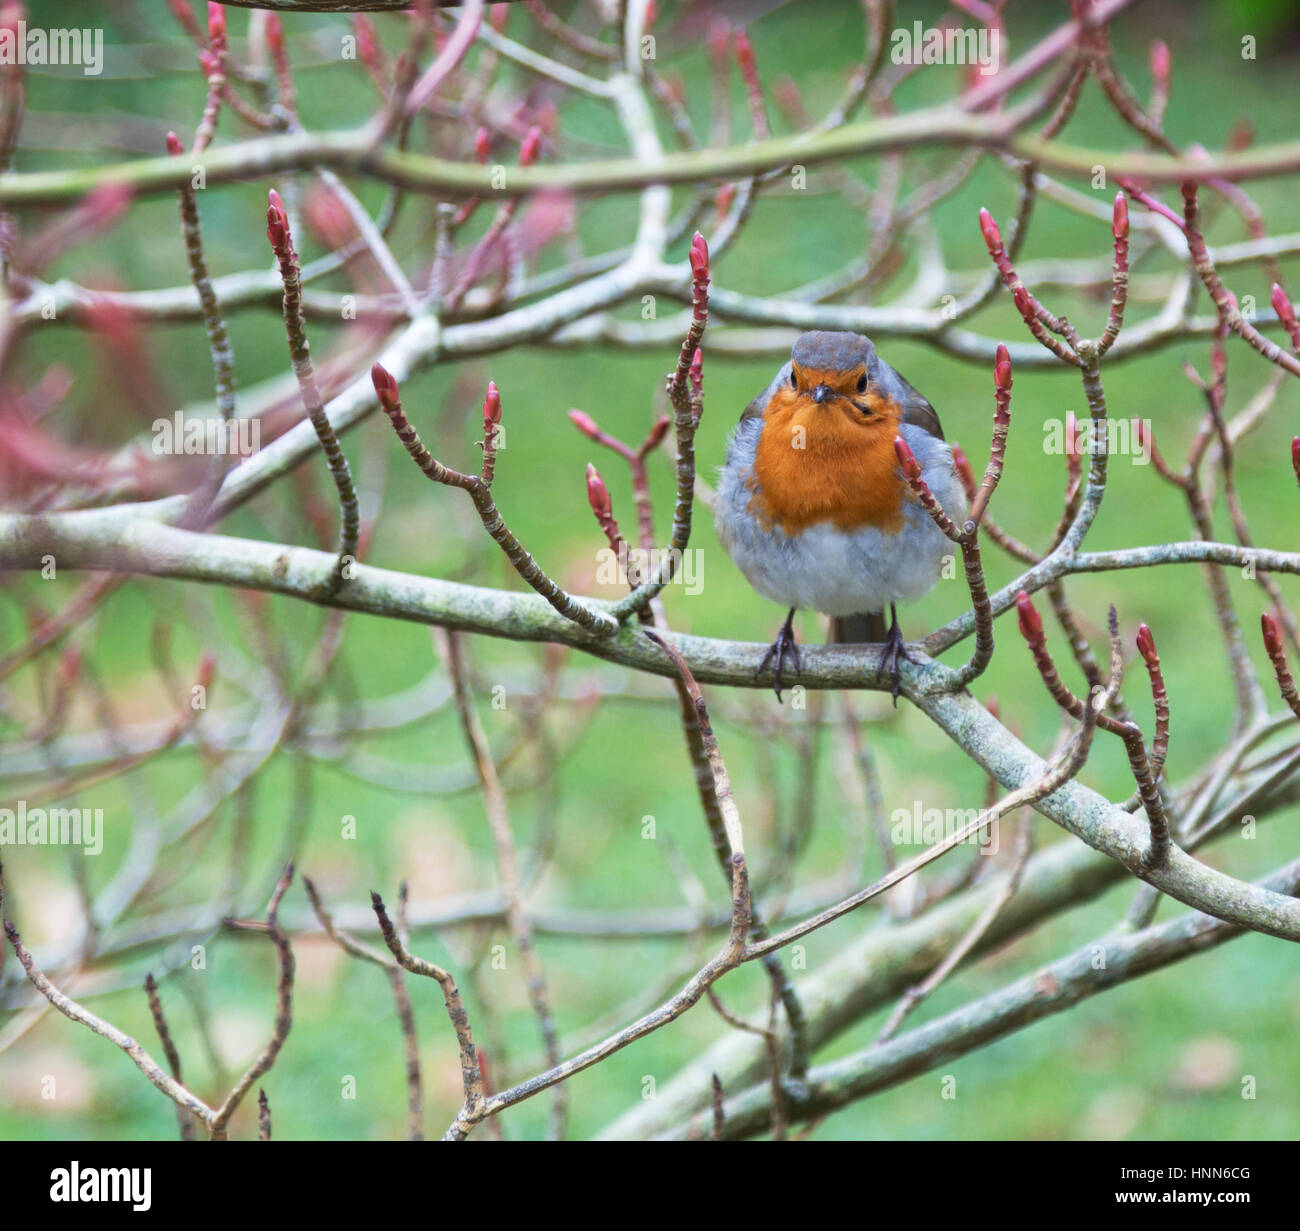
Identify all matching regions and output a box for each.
[2,0,1299,1140]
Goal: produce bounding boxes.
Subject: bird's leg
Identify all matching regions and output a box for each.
[757,607,801,702]
[878,603,918,705]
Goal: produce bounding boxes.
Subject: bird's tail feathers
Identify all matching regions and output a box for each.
[830,611,888,644]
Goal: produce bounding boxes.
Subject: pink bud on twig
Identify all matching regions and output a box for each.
[586,463,611,518]
[568,409,601,440]
[474,127,491,162]
[978,206,1001,254]
[994,342,1012,391]
[519,126,542,168]
[165,131,184,157]
[1149,40,1170,88]
[265,12,285,55]
[370,362,399,413]
[1112,192,1129,241]
[734,28,756,79]
[1016,591,1043,643]
[1272,283,1296,327]
[266,189,289,251]
[1261,612,1283,659]
[483,381,501,428]
[644,415,671,451]
[689,347,703,399]
[1136,623,1158,666]
[893,436,921,481]
[354,14,381,72]
[951,442,975,500]
[207,2,226,51]
[689,231,709,283]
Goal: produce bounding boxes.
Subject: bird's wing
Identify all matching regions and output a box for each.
[901,390,945,441]
[740,361,792,423]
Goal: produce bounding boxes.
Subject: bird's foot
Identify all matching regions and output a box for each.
[879,612,918,706]
[757,609,801,702]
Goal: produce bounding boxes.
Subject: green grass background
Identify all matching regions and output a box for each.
[2,0,1299,1140]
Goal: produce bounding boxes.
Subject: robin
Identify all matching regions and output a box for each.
[714,330,965,702]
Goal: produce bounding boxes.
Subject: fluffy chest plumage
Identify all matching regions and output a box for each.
[715,415,965,617]
[747,387,906,534]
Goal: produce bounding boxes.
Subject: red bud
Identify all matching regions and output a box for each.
[519,126,542,167]
[474,127,490,162]
[489,2,509,33]
[1262,612,1283,658]
[1136,623,1158,665]
[266,188,289,251]
[1149,39,1170,85]
[1016,590,1043,642]
[951,442,975,494]
[354,14,380,70]
[893,436,920,480]
[586,463,611,518]
[689,346,703,389]
[1292,436,1300,481]
[644,0,658,31]
[978,206,1001,252]
[645,415,671,450]
[1012,284,1033,319]
[1272,283,1297,330]
[568,409,600,439]
[689,231,709,282]
[370,362,399,412]
[1112,192,1129,241]
[1066,410,1081,458]
[207,1,226,50]
[265,13,284,55]
[716,182,736,216]
[734,28,756,77]
[483,381,501,427]
[166,131,184,157]
[994,342,1012,390]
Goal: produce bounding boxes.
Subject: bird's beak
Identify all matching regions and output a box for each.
[811,383,832,404]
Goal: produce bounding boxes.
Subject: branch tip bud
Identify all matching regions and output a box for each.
[1136,623,1158,665]
[1261,612,1283,658]
[893,435,920,480]
[1016,590,1042,642]
[586,463,611,517]
[1112,191,1129,241]
[978,206,1000,252]
[483,381,501,427]
[568,409,600,439]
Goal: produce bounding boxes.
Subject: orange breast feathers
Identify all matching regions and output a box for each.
[748,380,907,535]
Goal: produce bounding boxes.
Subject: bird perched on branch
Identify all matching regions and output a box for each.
[715,330,965,702]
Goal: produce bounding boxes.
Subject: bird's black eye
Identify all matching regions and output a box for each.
[856,375,868,394]
[789,369,797,389]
